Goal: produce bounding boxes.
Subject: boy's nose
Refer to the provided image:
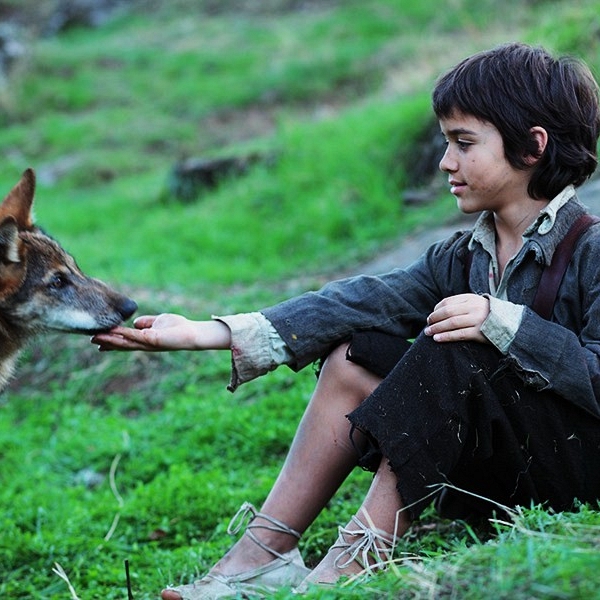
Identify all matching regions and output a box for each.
[438,148,457,173]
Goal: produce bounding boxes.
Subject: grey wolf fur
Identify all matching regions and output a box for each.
[0,168,137,390]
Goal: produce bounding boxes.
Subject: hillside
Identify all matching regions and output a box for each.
[2,2,600,599]
[0,0,562,295]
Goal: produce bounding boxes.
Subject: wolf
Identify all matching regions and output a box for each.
[0,168,137,391]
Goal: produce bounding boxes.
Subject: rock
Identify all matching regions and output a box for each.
[73,467,105,489]
[0,23,25,83]
[403,180,445,206]
[166,152,273,203]
[396,118,447,208]
[43,0,133,36]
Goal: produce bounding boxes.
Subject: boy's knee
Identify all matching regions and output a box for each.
[321,343,351,378]
[322,342,382,398]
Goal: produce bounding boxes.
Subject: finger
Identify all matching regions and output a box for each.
[93,327,155,347]
[427,303,470,327]
[431,327,475,343]
[91,330,125,345]
[133,315,159,329]
[426,314,472,335]
[431,294,471,311]
[431,324,488,344]
[95,334,157,352]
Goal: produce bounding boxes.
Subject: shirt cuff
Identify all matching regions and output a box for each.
[480,295,524,354]
[213,312,293,391]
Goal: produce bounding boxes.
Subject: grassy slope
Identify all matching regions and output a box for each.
[0,0,541,293]
[1,0,600,598]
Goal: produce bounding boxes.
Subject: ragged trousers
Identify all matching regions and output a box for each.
[346,333,600,520]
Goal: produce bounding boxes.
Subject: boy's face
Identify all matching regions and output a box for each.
[438,111,534,215]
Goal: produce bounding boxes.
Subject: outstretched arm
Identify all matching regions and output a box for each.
[91,313,231,352]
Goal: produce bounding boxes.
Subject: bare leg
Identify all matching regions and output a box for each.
[162,343,382,599]
[213,343,382,571]
[300,456,411,586]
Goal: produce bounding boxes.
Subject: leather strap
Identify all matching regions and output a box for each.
[532,213,600,320]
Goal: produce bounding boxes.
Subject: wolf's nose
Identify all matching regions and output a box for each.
[119,298,138,321]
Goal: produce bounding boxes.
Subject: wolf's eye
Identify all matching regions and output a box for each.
[49,273,69,289]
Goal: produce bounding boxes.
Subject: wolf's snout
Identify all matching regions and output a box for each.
[118,297,138,321]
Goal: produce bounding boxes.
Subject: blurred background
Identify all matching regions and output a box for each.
[4,0,597,299]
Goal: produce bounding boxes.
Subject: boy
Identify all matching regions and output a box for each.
[94,42,600,599]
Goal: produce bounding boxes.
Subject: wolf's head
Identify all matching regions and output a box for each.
[0,169,137,388]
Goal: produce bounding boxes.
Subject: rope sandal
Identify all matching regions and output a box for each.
[332,514,396,574]
[292,514,396,594]
[161,502,310,600]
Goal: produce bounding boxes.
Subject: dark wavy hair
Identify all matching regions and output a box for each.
[432,43,600,200]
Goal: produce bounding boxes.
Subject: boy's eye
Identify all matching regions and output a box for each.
[442,137,472,150]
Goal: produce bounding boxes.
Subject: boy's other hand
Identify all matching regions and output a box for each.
[424,294,490,343]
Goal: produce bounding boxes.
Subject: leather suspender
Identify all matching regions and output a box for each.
[531,213,600,320]
[465,213,600,320]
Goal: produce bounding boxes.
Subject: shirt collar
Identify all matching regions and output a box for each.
[469,185,576,254]
[525,184,575,236]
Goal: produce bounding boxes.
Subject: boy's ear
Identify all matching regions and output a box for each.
[524,126,548,165]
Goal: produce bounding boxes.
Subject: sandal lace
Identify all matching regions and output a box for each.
[227,501,302,562]
[332,515,395,573]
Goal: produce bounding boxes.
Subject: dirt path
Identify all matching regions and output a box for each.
[354,177,600,276]
[126,177,600,314]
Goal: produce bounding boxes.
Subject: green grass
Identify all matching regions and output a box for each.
[379,505,600,599]
[2,0,600,598]
[0,0,544,292]
[27,95,441,291]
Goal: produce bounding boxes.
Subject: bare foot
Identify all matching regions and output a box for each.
[159,523,301,599]
[296,518,395,592]
[295,536,366,593]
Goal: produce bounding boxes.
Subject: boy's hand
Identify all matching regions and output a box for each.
[424,294,490,343]
[91,313,231,352]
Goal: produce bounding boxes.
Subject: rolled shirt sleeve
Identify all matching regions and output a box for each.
[213,312,293,391]
[480,294,525,354]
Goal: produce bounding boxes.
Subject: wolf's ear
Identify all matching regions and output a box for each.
[0,217,20,264]
[0,168,35,230]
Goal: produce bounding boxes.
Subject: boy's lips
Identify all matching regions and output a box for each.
[449,179,466,194]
